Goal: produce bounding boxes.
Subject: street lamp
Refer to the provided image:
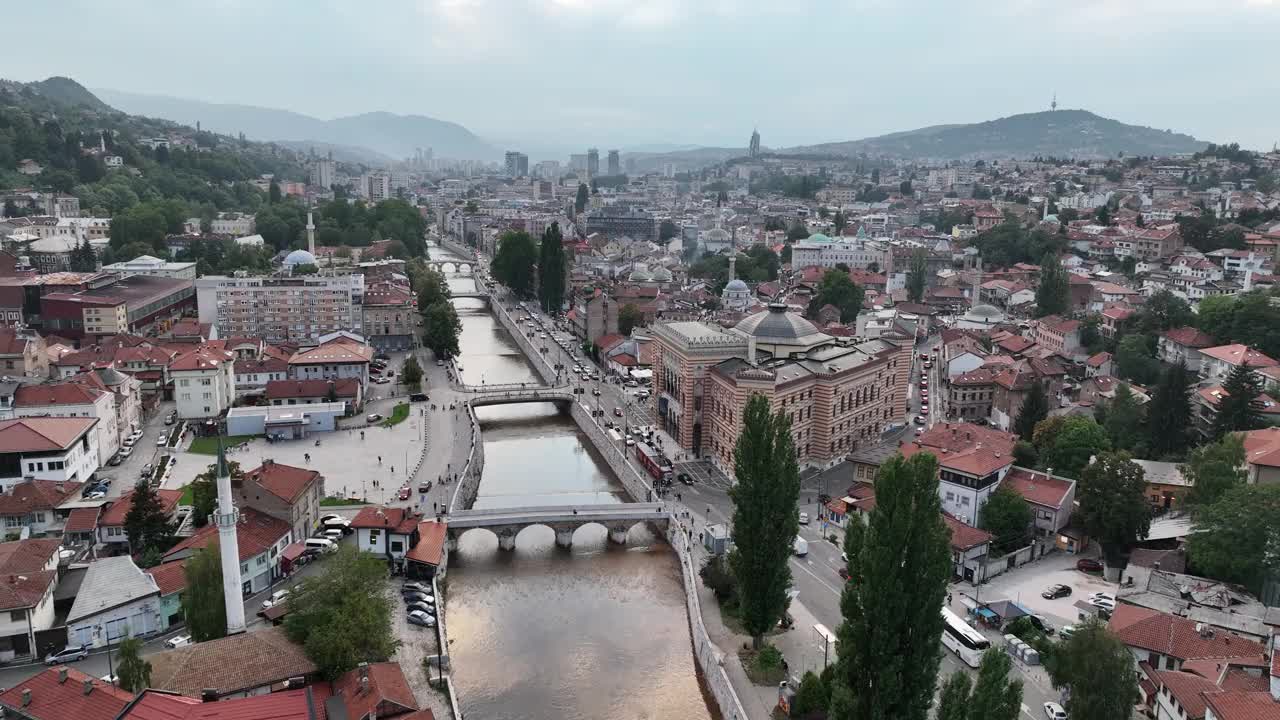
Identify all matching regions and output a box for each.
[93,624,116,687]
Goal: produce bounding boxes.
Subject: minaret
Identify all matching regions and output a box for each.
[212,436,246,635]
[306,210,316,256]
[728,253,737,284]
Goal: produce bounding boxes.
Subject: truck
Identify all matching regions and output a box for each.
[634,442,674,484]
[792,537,808,557]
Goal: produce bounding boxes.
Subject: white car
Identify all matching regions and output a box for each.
[261,589,290,610]
[164,634,193,649]
[1089,597,1116,612]
[798,512,810,525]
[117,445,134,459]
[157,433,169,447]
[1087,591,1115,604]
[1043,702,1068,720]
[44,645,88,665]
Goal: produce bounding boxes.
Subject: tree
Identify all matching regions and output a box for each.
[1133,290,1194,333]
[400,356,422,389]
[1046,619,1139,720]
[618,304,642,336]
[658,219,679,243]
[268,180,282,204]
[115,637,152,692]
[788,222,811,241]
[1184,433,1247,511]
[967,649,1023,720]
[906,248,928,303]
[1077,451,1150,571]
[421,301,461,359]
[1044,417,1111,478]
[1034,252,1069,318]
[806,269,865,323]
[981,486,1033,554]
[833,211,847,235]
[899,179,913,196]
[190,458,240,529]
[1212,362,1263,438]
[791,671,828,718]
[1146,361,1194,458]
[1103,383,1144,452]
[574,183,589,214]
[728,395,800,649]
[829,453,950,720]
[181,543,227,642]
[1012,380,1049,442]
[285,545,400,680]
[1013,440,1038,468]
[1078,315,1102,352]
[1115,334,1161,386]
[1096,204,1111,226]
[537,223,567,313]
[415,268,450,311]
[1188,484,1280,594]
[490,230,538,298]
[935,671,972,720]
[124,480,173,556]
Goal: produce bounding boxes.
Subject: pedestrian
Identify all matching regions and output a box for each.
[378,456,382,464]
[947,592,952,606]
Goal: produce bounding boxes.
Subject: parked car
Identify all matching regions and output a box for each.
[1043,702,1067,720]
[367,413,383,423]
[1087,591,1115,604]
[156,433,169,447]
[44,644,89,665]
[108,453,123,466]
[321,529,344,542]
[319,514,344,526]
[1027,614,1055,635]
[913,415,926,425]
[798,511,810,525]
[613,408,623,417]
[1059,624,1077,639]
[406,601,435,615]
[118,445,133,460]
[1041,584,1072,600]
[261,589,290,610]
[164,634,193,649]
[407,609,436,628]
[402,582,430,594]
[140,463,154,478]
[678,473,694,486]
[1089,597,1116,612]
[403,591,432,604]
[1076,558,1104,573]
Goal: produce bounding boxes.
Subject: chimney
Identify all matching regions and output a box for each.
[82,679,93,696]
[201,689,218,703]
[358,662,370,694]
[58,667,67,684]
[21,689,30,707]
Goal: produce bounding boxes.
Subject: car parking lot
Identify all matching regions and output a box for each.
[971,552,1118,630]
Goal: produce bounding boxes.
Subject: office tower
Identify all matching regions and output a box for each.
[607,149,620,176]
[587,148,600,177]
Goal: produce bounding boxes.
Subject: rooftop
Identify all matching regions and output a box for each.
[0,417,97,453]
[66,555,160,624]
[0,666,134,720]
[242,460,321,504]
[164,507,291,563]
[148,626,316,699]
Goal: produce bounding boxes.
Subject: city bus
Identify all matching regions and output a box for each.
[634,442,674,484]
[941,607,990,668]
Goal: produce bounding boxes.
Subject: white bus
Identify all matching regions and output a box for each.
[941,607,990,668]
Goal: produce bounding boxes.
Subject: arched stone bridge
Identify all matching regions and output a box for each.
[445,503,671,551]
[425,260,476,274]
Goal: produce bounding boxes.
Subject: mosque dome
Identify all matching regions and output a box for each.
[629,267,653,282]
[651,267,673,282]
[967,304,1004,320]
[807,233,830,243]
[734,303,826,346]
[284,249,318,267]
[724,278,749,292]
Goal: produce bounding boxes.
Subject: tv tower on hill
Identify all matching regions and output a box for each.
[1051,92,1058,112]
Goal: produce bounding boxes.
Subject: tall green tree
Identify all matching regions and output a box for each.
[414,268,450,311]
[1146,361,1194,458]
[618,304,642,336]
[537,222,567,313]
[1132,290,1194,333]
[285,545,400,680]
[1043,416,1111,477]
[400,356,423,389]
[1046,619,1139,720]
[906,248,928,303]
[116,637,152,692]
[421,301,461,359]
[574,183,589,214]
[1034,251,1069,318]
[805,269,865,323]
[124,480,173,556]
[181,543,227,642]
[829,453,951,720]
[1012,380,1049,442]
[1188,484,1280,594]
[833,211,847,235]
[728,395,800,649]
[490,230,539,298]
[967,649,1024,720]
[268,180,282,203]
[1077,451,1150,571]
[1183,433,1247,512]
[1212,363,1263,438]
[190,459,240,529]
[934,672,972,720]
[980,485,1033,554]
[1103,383,1144,452]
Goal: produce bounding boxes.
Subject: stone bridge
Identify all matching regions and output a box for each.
[462,384,576,408]
[425,260,476,274]
[445,503,671,551]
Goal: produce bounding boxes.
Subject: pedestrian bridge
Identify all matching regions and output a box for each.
[445,503,671,550]
[462,384,575,408]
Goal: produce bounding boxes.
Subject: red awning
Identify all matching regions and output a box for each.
[280,542,307,562]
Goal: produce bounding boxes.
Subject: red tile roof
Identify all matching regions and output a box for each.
[163,507,291,563]
[242,461,320,504]
[1155,669,1220,719]
[0,569,55,611]
[288,338,373,365]
[0,538,60,574]
[0,329,33,356]
[1245,427,1280,470]
[1002,468,1074,510]
[1201,691,1280,720]
[0,417,97,452]
[1108,604,1264,662]
[0,479,83,516]
[942,513,992,551]
[13,383,104,407]
[901,422,1017,477]
[331,662,417,720]
[350,506,421,535]
[147,626,316,700]
[0,666,134,720]
[123,688,319,720]
[63,506,100,534]
[169,345,234,372]
[1199,344,1279,369]
[234,357,288,375]
[99,489,183,527]
[144,560,187,597]
[406,522,446,568]
[1086,351,1112,368]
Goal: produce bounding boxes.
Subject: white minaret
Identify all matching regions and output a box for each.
[727,253,737,283]
[306,210,316,256]
[212,437,246,635]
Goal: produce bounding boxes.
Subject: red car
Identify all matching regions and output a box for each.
[398,486,411,501]
[1076,558,1104,573]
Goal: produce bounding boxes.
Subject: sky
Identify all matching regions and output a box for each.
[6,0,1280,152]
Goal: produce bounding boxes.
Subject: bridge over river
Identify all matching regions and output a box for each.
[445,503,670,551]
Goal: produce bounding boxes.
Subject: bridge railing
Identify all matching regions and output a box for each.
[448,502,665,521]
[462,382,566,394]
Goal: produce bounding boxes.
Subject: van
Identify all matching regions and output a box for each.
[304,538,337,554]
[793,537,808,556]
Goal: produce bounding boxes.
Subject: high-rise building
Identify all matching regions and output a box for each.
[587,148,600,177]
[607,149,620,176]
[195,274,365,343]
[749,128,761,158]
[504,151,529,177]
[310,158,336,189]
[361,172,391,201]
[569,154,588,172]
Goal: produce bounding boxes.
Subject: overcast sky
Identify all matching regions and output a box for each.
[7,0,1279,151]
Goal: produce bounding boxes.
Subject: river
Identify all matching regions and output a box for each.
[429,244,716,720]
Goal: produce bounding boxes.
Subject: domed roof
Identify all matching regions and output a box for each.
[734,303,825,344]
[629,268,653,282]
[724,278,749,292]
[966,303,1004,319]
[651,267,673,282]
[703,227,730,240]
[284,249,318,267]
[807,233,830,243]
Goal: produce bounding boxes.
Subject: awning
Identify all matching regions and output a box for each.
[280,542,307,562]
